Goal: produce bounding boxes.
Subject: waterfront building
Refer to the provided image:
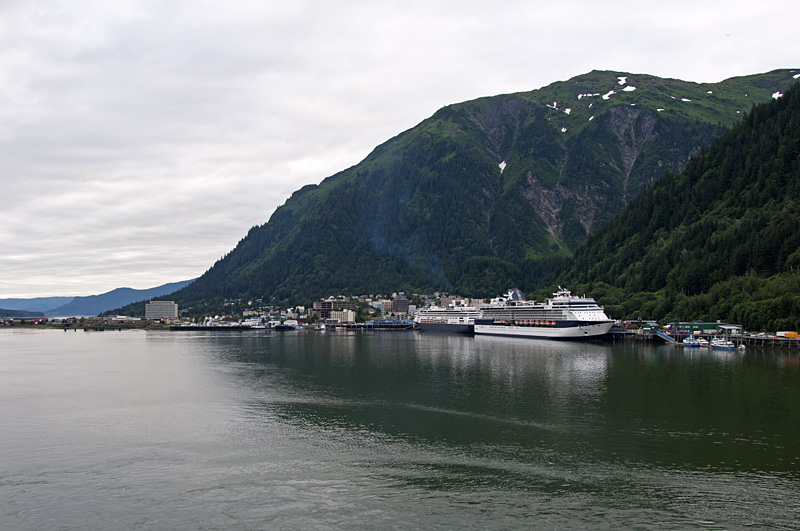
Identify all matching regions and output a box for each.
[391,296,410,315]
[330,309,356,323]
[312,297,358,319]
[665,322,743,335]
[145,301,178,321]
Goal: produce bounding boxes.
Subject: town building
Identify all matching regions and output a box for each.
[665,322,743,335]
[145,301,178,321]
[312,297,358,319]
[329,309,356,324]
[389,296,410,315]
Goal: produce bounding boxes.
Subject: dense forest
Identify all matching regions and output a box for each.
[552,82,800,331]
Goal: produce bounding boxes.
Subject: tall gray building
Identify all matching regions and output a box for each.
[145,300,178,320]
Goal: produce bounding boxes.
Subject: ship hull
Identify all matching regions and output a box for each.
[473,320,613,340]
[417,322,474,334]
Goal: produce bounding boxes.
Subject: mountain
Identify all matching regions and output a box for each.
[0,280,195,317]
[169,69,799,311]
[0,296,74,313]
[557,82,800,331]
[44,280,195,316]
[0,308,45,318]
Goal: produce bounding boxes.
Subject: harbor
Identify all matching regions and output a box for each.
[6,288,799,350]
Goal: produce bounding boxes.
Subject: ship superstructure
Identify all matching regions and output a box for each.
[414,303,480,334]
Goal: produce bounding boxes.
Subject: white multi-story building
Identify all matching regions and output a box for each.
[329,309,356,323]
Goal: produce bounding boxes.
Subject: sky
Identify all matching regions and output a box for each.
[2,0,799,298]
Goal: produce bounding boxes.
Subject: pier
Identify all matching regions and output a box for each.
[331,321,415,331]
[614,330,800,348]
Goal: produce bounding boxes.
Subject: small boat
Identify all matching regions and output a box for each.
[274,320,303,331]
[710,337,736,350]
[683,337,701,347]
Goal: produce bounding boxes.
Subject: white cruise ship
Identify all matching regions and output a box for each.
[414,303,481,334]
[474,287,613,340]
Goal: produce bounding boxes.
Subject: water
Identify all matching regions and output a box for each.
[2,329,799,530]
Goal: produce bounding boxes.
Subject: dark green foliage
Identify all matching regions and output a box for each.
[162,70,798,313]
[519,255,571,292]
[452,257,521,298]
[559,82,800,330]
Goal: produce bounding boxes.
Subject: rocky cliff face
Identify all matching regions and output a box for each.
[609,106,658,199]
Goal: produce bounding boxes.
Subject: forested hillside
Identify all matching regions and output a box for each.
[559,82,800,331]
[140,69,798,315]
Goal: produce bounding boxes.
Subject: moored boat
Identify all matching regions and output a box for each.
[274,320,303,331]
[683,336,710,347]
[414,304,480,334]
[683,337,701,347]
[710,337,736,350]
[473,287,613,340]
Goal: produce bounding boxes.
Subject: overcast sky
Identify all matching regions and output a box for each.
[1,0,798,298]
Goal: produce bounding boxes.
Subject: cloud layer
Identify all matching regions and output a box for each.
[2,0,798,297]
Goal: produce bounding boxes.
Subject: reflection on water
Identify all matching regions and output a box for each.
[2,329,799,530]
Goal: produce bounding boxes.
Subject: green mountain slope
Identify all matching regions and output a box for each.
[172,69,799,311]
[560,82,800,331]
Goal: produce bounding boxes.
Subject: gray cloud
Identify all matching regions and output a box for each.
[1,0,798,296]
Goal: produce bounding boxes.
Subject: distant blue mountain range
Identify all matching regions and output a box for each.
[0,297,73,313]
[0,279,194,317]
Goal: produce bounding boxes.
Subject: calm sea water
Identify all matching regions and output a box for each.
[1,329,799,530]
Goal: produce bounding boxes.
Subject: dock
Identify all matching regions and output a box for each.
[613,330,800,348]
[331,322,415,331]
